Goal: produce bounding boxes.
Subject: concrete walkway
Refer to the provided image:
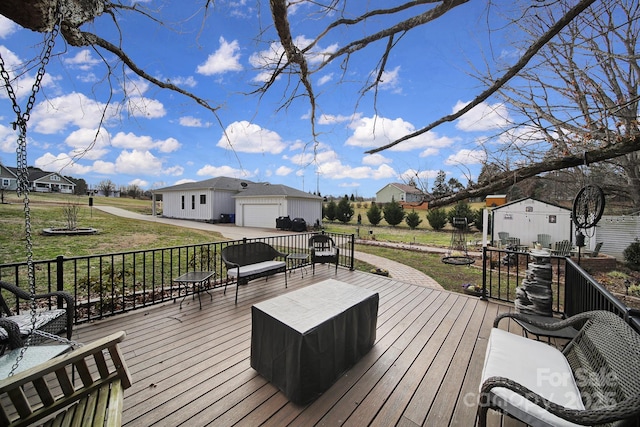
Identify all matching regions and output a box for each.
[95,206,443,290]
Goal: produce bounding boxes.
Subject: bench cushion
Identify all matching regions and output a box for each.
[314,250,336,257]
[226,261,286,278]
[481,328,584,427]
[0,309,67,341]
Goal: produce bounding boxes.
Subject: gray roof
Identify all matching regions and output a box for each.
[154,176,256,192]
[234,183,322,200]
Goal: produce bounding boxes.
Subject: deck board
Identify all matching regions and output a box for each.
[63,267,520,426]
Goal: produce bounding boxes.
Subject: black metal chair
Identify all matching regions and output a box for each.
[309,234,339,275]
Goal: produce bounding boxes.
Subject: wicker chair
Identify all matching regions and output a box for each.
[0,281,74,355]
[478,311,640,427]
[309,234,339,275]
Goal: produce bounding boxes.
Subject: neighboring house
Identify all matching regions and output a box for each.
[491,197,573,247]
[376,183,426,204]
[152,177,322,228]
[0,165,75,194]
[0,164,18,191]
[234,183,323,228]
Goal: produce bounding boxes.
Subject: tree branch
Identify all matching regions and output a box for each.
[365,0,598,154]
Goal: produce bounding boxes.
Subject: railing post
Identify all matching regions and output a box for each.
[350,234,355,271]
[56,255,64,309]
[481,247,488,301]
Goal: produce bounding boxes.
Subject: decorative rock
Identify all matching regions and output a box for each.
[515,250,553,316]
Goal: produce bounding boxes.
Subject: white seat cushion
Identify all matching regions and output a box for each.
[0,309,67,341]
[314,250,336,257]
[481,328,584,427]
[226,261,285,278]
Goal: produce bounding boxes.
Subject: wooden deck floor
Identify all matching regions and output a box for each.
[72,267,522,427]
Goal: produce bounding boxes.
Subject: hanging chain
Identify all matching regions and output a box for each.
[0,5,63,376]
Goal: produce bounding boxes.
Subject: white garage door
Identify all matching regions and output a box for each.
[243,204,280,228]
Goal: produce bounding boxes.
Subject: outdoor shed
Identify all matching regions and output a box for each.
[491,198,572,248]
[152,177,255,222]
[234,183,323,229]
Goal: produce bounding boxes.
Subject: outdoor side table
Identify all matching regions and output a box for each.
[173,271,216,309]
[251,279,379,404]
[287,253,309,277]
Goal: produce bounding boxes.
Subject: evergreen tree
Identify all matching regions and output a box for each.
[405,210,422,230]
[383,197,405,226]
[426,207,448,230]
[472,208,485,231]
[432,170,449,197]
[366,202,383,226]
[336,196,354,224]
[325,200,337,221]
[447,200,474,229]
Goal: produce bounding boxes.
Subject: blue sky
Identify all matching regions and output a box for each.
[0,1,516,198]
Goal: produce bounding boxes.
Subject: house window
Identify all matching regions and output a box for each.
[50,175,60,181]
[191,195,195,209]
[1,179,9,187]
[181,196,185,209]
[200,194,206,204]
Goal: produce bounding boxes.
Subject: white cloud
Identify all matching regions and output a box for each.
[249,35,338,83]
[445,148,487,165]
[275,166,293,176]
[128,178,149,188]
[378,66,401,93]
[30,92,119,134]
[318,112,361,125]
[217,121,287,154]
[0,46,56,99]
[64,128,111,160]
[0,123,16,153]
[345,115,455,155]
[111,132,181,153]
[179,116,210,127]
[196,164,253,178]
[454,100,510,132]
[317,73,333,86]
[34,152,93,175]
[362,153,391,166]
[197,37,243,75]
[127,96,166,119]
[114,149,165,175]
[0,16,18,38]
[63,49,101,71]
[169,76,197,88]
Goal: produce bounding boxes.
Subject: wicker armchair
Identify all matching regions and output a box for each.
[0,281,74,354]
[478,311,640,426]
[309,234,339,275]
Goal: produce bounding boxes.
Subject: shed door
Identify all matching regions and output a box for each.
[243,204,279,228]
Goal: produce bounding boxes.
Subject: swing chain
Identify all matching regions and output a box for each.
[0,4,64,377]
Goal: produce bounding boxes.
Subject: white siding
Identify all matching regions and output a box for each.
[492,199,572,247]
[376,185,403,204]
[595,215,640,260]
[286,198,323,226]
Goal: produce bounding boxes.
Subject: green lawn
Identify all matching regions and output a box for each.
[1,193,484,293]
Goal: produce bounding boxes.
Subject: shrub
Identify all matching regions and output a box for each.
[447,200,474,228]
[623,239,640,270]
[405,210,422,230]
[325,200,337,221]
[366,202,383,226]
[336,196,354,224]
[383,198,405,226]
[426,207,447,230]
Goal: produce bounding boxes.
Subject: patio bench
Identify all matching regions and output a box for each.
[478,310,640,427]
[221,242,288,303]
[0,280,74,355]
[0,331,132,427]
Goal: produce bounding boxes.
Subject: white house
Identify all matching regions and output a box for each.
[491,198,573,247]
[234,183,322,228]
[152,177,322,228]
[376,183,426,204]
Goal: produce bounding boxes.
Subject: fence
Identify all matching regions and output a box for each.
[482,247,640,332]
[0,232,355,324]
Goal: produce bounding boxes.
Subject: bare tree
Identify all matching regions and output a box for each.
[2,0,639,208]
[97,179,115,197]
[490,0,640,211]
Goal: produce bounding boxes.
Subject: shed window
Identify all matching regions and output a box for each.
[200,194,206,204]
[191,195,195,209]
[181,196,185,209]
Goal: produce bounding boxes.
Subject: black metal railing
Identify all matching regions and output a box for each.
[0,232,355,324]
[482,247,640,332]
[481,247,567,314]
